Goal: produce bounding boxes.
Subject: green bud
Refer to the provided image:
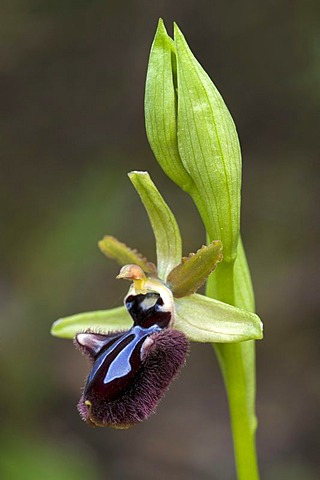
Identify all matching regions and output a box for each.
[145,20,242,263]
[145,19,192,192]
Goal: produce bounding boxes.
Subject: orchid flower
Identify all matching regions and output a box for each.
[51,172,262,428]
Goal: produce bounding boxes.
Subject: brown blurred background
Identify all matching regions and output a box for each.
[1,1,319,479]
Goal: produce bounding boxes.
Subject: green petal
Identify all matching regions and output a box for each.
[128,171,182,281]
[145,19,192,191]
[50,306,132,339]
[167,240,223,297]
[174,23,241,263]
[174,294,263,343]
[98,235,157,274]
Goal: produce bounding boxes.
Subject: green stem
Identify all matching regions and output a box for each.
[214,341,259,480]
[206,254,259,480]
[212,260,235,305]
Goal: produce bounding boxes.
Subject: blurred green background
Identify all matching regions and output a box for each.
[1,1,319,479]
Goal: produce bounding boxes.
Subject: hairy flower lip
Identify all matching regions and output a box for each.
[76,318,189,428]
[83,401,106,428]
[80,397,132,429]
[73,275,190,430]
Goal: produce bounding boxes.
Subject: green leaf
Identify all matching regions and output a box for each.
[174,22,242,263]
[128,171,182,280]
[51,306,132,339]
[207,237,255,311]
[98,235,157,274]
[167,240,223,297]
[145,19,192,191]
[233,237,255,311]
[174,294,263,343]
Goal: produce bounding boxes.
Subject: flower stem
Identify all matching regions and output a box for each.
[206,246,260,480]
[214,341,259,480]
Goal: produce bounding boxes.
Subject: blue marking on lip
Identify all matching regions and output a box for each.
[87,325,161,386]
[104,325,161,384]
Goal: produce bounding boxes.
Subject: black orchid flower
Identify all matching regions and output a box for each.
[75,275,189,428]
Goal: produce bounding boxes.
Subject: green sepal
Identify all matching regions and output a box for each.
[50,306,132,339]
[167,240,223,297]
[98,235,157,274]
[174,22,241,263]
[174,294,263,343]
[145,19,192,191]
[128,171,182,281]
